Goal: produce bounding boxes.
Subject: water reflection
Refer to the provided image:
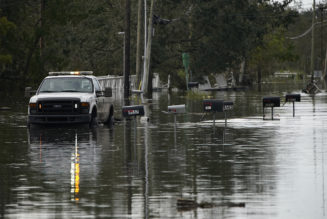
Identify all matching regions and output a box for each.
[29,128,84,202]
[71,133,80,201]
[28,126,98,200]
[144,120,150,219]
[22,126,111,217]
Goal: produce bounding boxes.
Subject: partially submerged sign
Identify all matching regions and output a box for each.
[122,105,145,117]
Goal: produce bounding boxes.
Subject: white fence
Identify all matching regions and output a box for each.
[97,74,161,91]
[97,75,137,90]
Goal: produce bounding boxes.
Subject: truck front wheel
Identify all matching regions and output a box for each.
[89,108,98,128]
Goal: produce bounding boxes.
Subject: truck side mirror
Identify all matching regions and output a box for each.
[104,87,112,97]
[96,90,104,97]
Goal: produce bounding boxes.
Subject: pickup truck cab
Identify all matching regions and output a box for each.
[28,71,114,127]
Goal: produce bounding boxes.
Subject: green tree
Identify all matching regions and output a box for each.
[0,0,299,90]
[0,16,15,66]
[151,0,297,86]
[248,28,298,83]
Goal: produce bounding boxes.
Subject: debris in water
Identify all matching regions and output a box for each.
[0,107,11,111]
[177,198,245,211]
[302,82,321,94]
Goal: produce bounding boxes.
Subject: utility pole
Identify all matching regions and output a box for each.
[319,4,327,80]
[118,32,125,75]
[310,0,316,83]
[124,0,131,99]
[142,0,155,97]
[142,0,147,92]
[320,5,323,71]
[136,0,143,89]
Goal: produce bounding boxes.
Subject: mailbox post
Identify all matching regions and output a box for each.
[203,99,224,127]
[223,101,234,127]
[285,94,301,117]
[263,97,280,120]
[122,105,145,130]
[167,104,186,126]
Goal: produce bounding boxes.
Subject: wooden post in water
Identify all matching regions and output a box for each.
[224,111,227,127]
[213,112,216,127]
[293,102,295,117]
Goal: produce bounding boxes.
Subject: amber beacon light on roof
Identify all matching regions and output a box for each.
[48,71,93,76]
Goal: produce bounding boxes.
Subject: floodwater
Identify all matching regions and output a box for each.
[1,82,327,219]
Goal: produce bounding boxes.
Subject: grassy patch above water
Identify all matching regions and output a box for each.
[186,90,213,100]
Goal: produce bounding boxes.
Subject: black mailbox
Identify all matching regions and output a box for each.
[203,99,224,112]
[286,94,301,102]
[263,97,280,108]
[122,105,145,117]
[223,101,234,111]
[188,82,199,88]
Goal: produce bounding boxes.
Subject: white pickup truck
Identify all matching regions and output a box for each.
[27,71,114,127]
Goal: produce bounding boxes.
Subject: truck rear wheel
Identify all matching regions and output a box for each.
[106,105,114,127]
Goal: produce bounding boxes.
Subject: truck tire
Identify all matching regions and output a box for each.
[106,105,114,127]
[89,109,98,128]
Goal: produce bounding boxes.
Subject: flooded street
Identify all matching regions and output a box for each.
[1,83,327,219]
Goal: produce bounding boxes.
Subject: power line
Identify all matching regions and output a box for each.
[287,19,327,39]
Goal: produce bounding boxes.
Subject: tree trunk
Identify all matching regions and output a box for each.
[239,59,245,84]
[257,65,261,84]
[40,0,45,57]
[323,47,327,80]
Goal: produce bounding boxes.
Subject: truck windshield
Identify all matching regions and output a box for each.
[38,77,93,93]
